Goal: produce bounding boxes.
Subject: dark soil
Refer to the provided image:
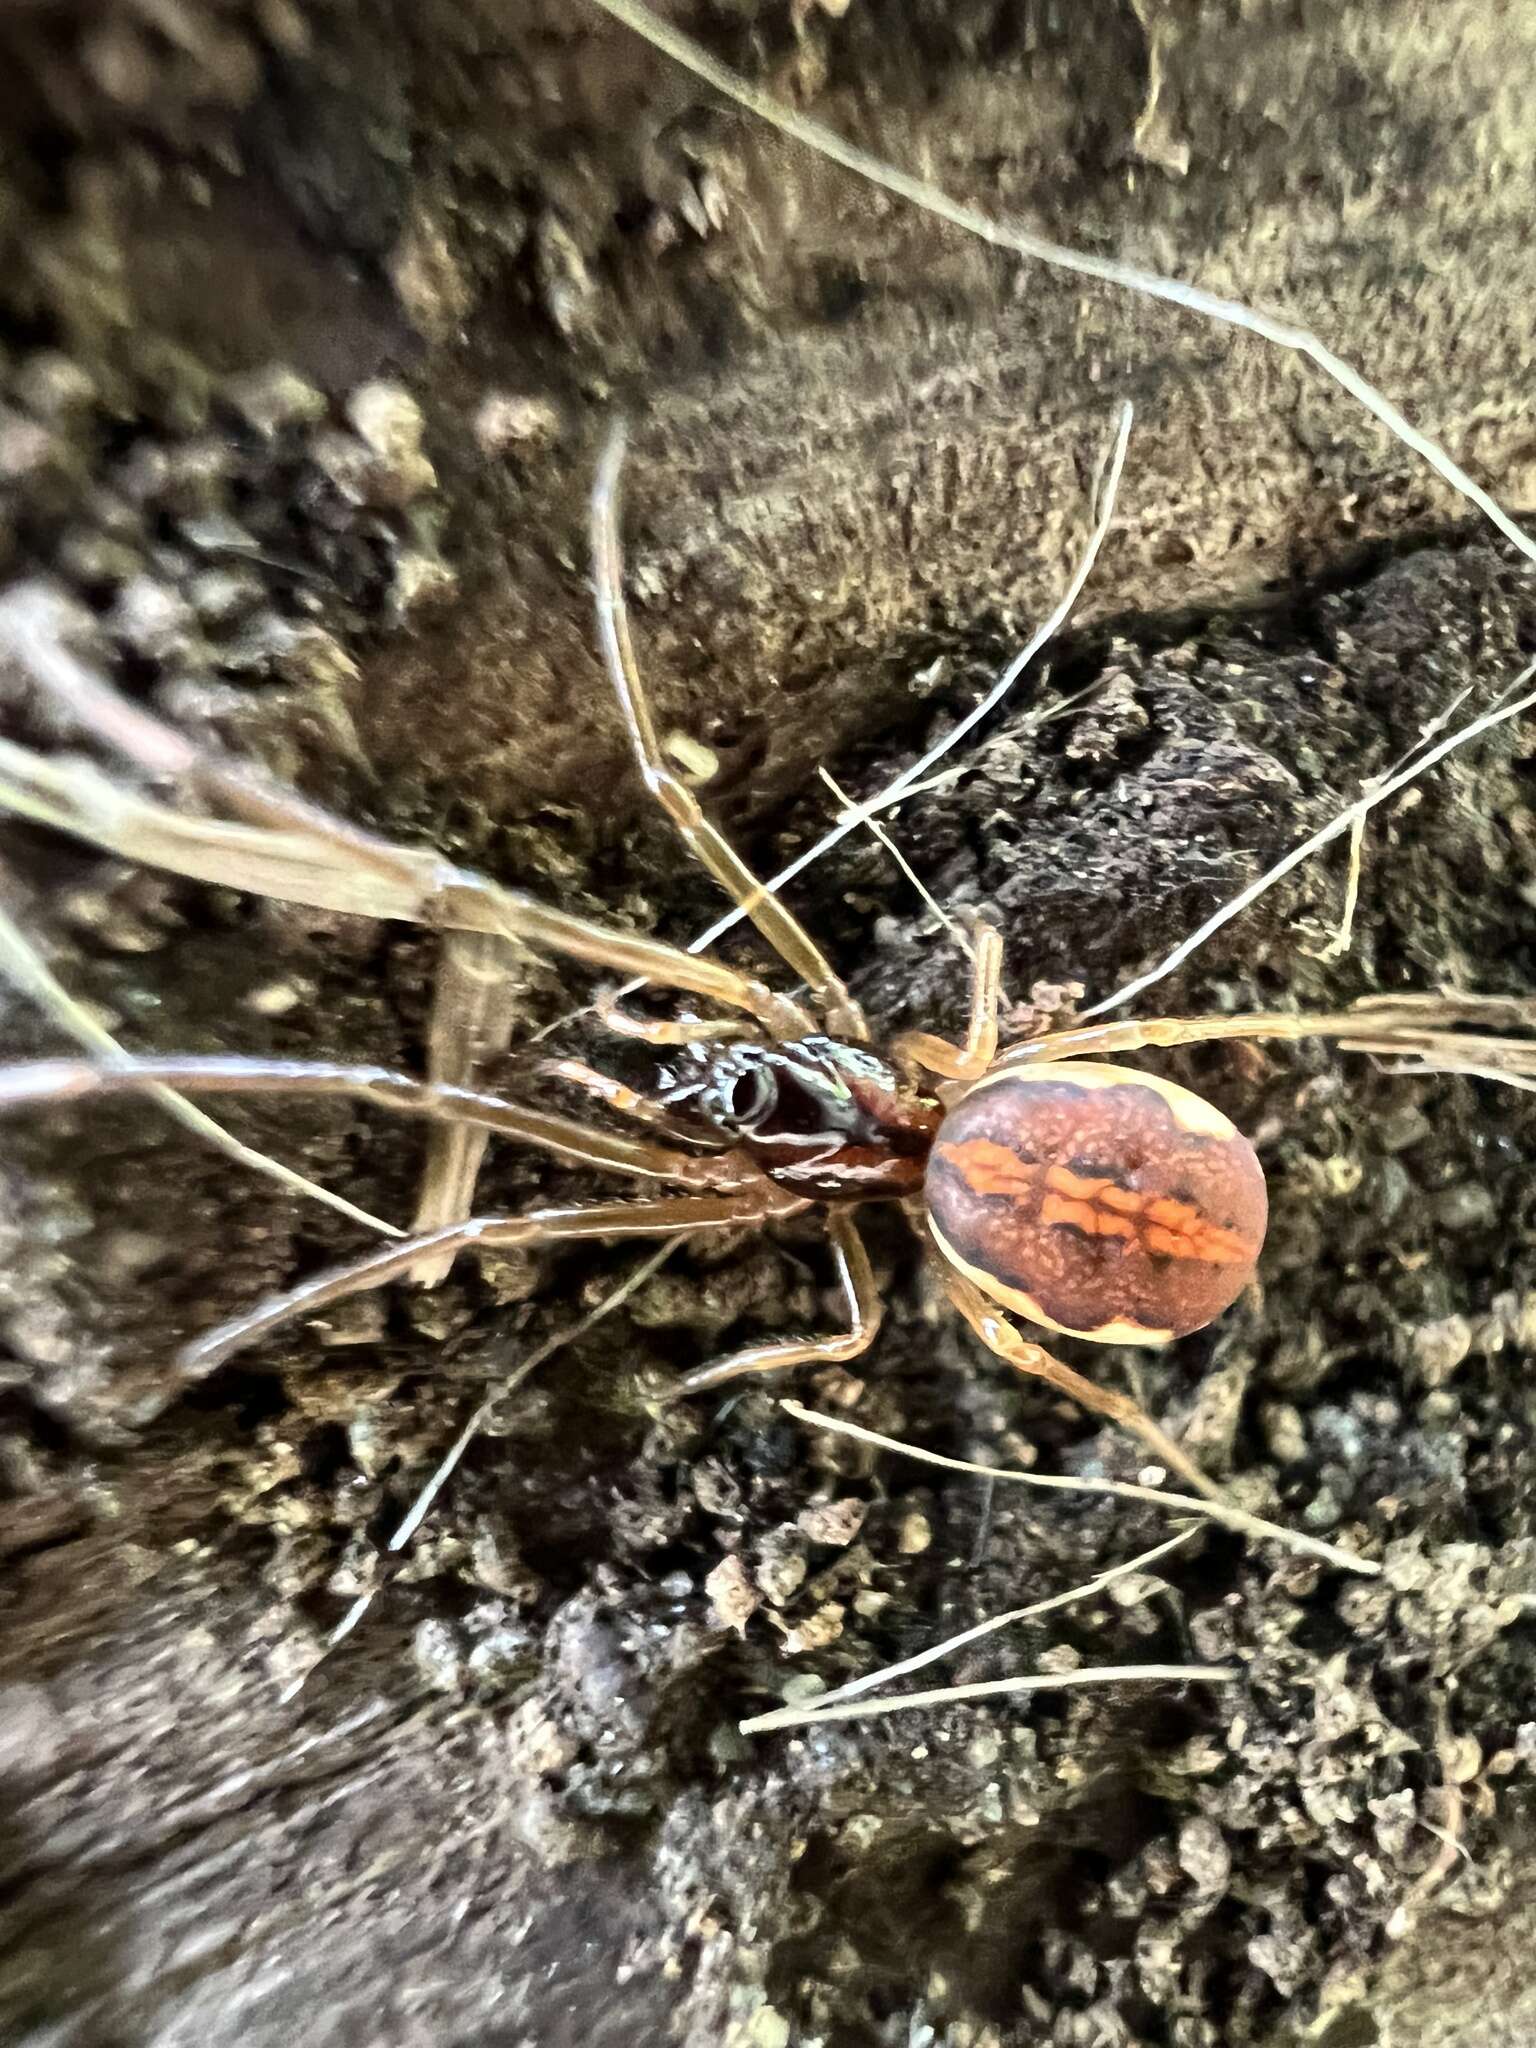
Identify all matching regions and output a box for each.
[3,6,1536,2047]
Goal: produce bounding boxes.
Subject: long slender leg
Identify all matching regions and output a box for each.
[672,1207,882,1395]
[412,930,526,1285]
[1345,991,1536,1027]
[0,582,199,777]
[592,993,760,1044]
[9,563,812,1043]
[591,424,867,1042]
[537,1056,729,1144]
[446,871,819,1037]
[891,923,1004,1082]
[0,732,813,1037]
[943,1268,1222,1502]
[182,1187,809,1378]
[0,1054,762,1190]
[0,878,398,1238]
[997,998,1536,1080]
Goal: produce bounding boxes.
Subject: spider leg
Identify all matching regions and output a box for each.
[0,731,809,1035]
[942,1267,1223,1502]
[997,996,1536,1076]
[183,1186,807,1378]
[591,424,867,1043]
[0,1054,759,1189]
[0,583,815,1041]
[891,923,1004,1082]
[592,992,762,1044]
[536,1056,730,1144]
[671,1207,881,1395]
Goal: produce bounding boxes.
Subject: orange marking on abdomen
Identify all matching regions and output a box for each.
[1142,1213,1252,1264]
[1044,1164,1115,1203]
[939,1139,1250,1265]
[937,1137,1044,1200]
[1040,1191,1137,1240]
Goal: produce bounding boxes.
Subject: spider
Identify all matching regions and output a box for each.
[1,423,1531,1503]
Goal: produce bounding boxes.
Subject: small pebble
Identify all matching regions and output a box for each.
[779,1601,845,1656]
[412,1619,464,1693]
[346,1412,392,1481]
[15,352,97,421]
[705,1553,758,1635]
[0,415,60,481]
[533,213,596,339]
[1508,1292,1536,1351]
[1261,1401,1308,1466]
[391,549,457,617]
[108,574,199,666]
[797,1498,867,1547]
[388,213,474,339]
[58,530,143,591]
[342,380,436,503]
[1433,1183,1496,1232]
[474,392,561,455]
[223,364,326,436]
[1177,1816,1231,1894]
[754,1529,808,1607]
[188,565,263,625]
[1301,1485,1342,1532]
[1409,1313,1473,1388]
[243,978,307,1018]
[1376,1103,1433,1153]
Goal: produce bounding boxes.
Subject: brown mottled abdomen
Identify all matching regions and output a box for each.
[925,1061,1268,1345]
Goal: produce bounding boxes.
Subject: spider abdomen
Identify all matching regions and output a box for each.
[925,1060,1268,1346]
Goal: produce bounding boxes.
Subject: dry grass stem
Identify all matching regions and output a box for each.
[391,1228,679,1548]
[1082,656,1536,1018]
[1321,675,1484,959]
[276,1589,379,1703]
[681,401,1134,963]
[387,1238,678,1555]
[818,765,969,952]
[0,897,399,1237]
[1319,813,1367,961]
[1372,1060,1536,1096]
[739,1660,1237,1734]
[780,1400,1381,1578]
[589,0,1536,567]
[792,1526,1198,1719]
[410,930,525,1284]
[1385,1704,1473,1938]
[278,1240,679,1703]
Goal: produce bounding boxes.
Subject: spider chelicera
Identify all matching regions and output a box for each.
[0,423,1526,1503]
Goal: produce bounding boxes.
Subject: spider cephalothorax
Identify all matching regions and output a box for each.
[659,1036,939,1198]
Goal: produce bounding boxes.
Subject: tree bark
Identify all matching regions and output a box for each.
[3,5,1536,2044]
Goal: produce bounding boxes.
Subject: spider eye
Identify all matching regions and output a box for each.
[720,1065,778,1131]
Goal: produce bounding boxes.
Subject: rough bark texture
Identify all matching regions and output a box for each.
[4,4,1536,2045]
